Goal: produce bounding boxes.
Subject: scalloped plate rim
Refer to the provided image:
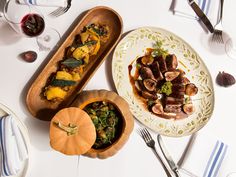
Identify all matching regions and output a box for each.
[112,26,215,137]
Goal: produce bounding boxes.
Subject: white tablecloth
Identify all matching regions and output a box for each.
[0,0,236,177]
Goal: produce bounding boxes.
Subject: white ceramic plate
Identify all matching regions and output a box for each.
[112,27,214,137]
[0,103,30,177]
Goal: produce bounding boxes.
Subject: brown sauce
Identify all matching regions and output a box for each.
[128,58,188,120]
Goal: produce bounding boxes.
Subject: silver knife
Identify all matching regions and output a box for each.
[157,135,181,177]
[177,133,197,167]
[188,0,214,33]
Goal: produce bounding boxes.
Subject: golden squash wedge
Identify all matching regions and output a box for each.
[80,31,101,56]
[72,45,89,60]
[56,71,73,80]
[49,107,96,155]
[71,90,134,159]
[44,86,67,101]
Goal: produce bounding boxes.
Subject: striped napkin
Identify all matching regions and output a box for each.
[179,133,228,177]
[0,115,28,176]
[17,0,67,7]
[172,0,220,25]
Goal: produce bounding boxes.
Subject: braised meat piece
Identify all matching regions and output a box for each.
[166,54,178,70]
[172,84,186,93]
[171,74,186,84]
[150,61,164,81]
[134,80,146,92]
[164,104,182,113]
[170,91,185,99]
[156,56,167,73]
[165,97,185,105]
[139,66,156,80]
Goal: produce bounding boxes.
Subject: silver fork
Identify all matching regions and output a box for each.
[49,0,72,17]
[138,128,173,177]
[212,0,224,43]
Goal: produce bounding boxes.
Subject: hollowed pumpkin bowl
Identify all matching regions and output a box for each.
[71,89,134,159]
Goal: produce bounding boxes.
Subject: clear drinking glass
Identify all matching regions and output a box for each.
[222,0,236,59]
[3,0,45,37]
[3,0,60,51]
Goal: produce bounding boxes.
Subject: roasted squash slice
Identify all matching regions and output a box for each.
[80,31,101,55]
[44,86,67,101]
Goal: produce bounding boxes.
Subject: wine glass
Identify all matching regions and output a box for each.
[222,0,236,59]
[3,0,60,51]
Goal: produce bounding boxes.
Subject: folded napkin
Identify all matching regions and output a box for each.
[179,133,228,177]
[173,0,220,25]
[0,115,28,176]
[17,0,67,7]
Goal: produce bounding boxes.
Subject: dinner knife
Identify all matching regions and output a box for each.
[157,134,181,177]
[177,133,197,167]
[188,0,214,33]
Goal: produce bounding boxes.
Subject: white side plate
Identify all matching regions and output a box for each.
[0,103,30,177]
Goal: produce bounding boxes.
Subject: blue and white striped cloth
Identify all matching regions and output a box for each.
[17,0,67,7]
[173,0,220,25]
[0,115,28,176]
[203,141,228,177]
[180,134,228,177]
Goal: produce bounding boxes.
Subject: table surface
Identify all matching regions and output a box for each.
[0,0,236,177]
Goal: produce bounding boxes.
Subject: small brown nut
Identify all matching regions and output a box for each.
[20,50,37,63]
[185,83,198,96]
[216,71,235,87]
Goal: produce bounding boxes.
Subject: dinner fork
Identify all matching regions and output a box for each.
[138,128,173,177]
[49,0,72,17]
[212,0,224,43]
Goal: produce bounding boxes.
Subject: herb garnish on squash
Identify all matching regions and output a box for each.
[43,23,109,102]
[61,58,84,68]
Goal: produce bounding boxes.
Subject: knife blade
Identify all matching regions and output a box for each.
[188,0,214,33]
[177,133,197,167]
[157,135,181,177]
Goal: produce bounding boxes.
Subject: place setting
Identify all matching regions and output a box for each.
[172,0,236,60]
[0,0,236,177]
[0,103,30,177]
[0,0,70,54]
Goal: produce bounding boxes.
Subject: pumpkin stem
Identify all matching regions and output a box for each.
[53,121,78,136]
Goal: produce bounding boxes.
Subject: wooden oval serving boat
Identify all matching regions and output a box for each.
[26,6,123,121]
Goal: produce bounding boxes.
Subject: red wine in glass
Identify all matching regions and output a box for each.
[21,13,45,37]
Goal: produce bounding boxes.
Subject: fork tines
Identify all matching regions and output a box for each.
[49,0,72,17]
[138,128,152,142]
[49,7,65,17]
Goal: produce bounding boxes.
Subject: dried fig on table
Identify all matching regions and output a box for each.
[20,51,37,63]
[216,71,235,87]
